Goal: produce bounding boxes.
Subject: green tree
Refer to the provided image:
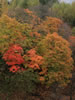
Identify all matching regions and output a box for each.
[72,27,75,36]
[52,2,75,26]
[39,0,58,5]
[10,0,40,8]
[37,33,73,86]
[0,0,8,16]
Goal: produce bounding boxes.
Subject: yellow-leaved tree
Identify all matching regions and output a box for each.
[37,32,73,86]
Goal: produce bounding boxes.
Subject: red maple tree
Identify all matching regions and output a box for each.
[3,44,24,72]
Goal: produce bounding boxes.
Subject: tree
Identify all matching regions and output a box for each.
[52,2,75,26]
[37,32,73,86]
[8,8,72,40]
[72,27,75,36]
[0,11,74,99]
[0,15,32,54]
[10,0,40,8]
[34,16,63,35]
[3,44,24,72]
[0,0,8,16]
[39,0,58,6]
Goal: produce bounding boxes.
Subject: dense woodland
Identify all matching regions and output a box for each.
[0,0,75,100]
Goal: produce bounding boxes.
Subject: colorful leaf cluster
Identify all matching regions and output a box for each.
[34,17,63,35]
[3,45,44,72]
[0,15,31,53]
[0,11,74,87]
[23,49,43,69]
[37,32,73,86]
[24,9,41,29]
[3,44,24,72]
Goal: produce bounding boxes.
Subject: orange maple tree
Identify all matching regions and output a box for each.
[23,49,43,69]
[34,17,63,35]
[37,32,73,86]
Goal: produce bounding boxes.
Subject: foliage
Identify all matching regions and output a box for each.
[8,8,72,40]
[8,8,27,23]
[30,4,50,19]
[69,36,75,52]
[0,0,8,16]
[8,0,58,9]
[0,53,6,72]
[52,2,75,26]
[0,0,74,98]
[10,0,39,8]
[23,49,43,69]
[39,0,50,5]
[30,0,58,19]
[0,69,39,94]
[58,23,72,40]
[39,0,58,6]
[0,14,32,53]
[72,27,75,36]
[3,45,43,72]
[0,10,74,96]
[34,16,63,35]
[37,33,73,86]
[3,44,24,72]
[8,8,41,29]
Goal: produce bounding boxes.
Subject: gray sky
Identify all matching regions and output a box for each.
[8,0,12,2]
[60,0,75,3]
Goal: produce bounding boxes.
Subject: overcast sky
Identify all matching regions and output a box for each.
[8,0,12,2]
[60,0,75,3]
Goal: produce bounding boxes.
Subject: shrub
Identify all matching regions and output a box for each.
[72,27,75,36]
[8,8,72,40]
[0,69,39,94]
[0,14,32,53]
[37,33,73,86]
[0,13,74,96]
[52,2,75,26]
[34,17,63,35]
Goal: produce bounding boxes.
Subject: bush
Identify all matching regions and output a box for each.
[9,0,40,9]
[72,27,75,36]
[37,33,73,86]
[0,13,74,96]
[8,9,72,40]
[0,14,32,53]
[52,2,75,26]
[0,69,39,94]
